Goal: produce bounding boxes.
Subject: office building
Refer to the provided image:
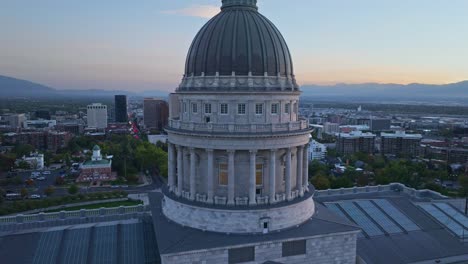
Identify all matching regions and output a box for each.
[86,103,108,129]
[114,95,128,123]
[143,98,168,131]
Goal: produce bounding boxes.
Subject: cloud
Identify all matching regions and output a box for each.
[161,5,219,19]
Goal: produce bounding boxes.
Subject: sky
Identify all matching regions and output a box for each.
[1,0,467,92]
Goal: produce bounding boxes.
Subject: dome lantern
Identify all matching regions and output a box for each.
[221,0,258,10]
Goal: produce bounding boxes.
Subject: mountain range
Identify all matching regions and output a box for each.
[1,75,467,102]
[0,75,169,98]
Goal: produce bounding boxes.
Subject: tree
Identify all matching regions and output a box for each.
[44,186,55,196]
[311,174,330,190]
[0,188,5,204]
[68,184,79,195]
[17,161,31,170]
[13,144,35,157]
[55,176,65,186]
[20,188,28,198]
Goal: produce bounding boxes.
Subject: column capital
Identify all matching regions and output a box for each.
[297,145,304,150]
[206,148,214,153]
[227,149,236,154]
[270,149,278,153]
[249,149,258,154]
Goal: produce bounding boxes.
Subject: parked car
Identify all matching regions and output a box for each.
[42,171,51,175]
[37,177,46,181]
[29,194,41,199]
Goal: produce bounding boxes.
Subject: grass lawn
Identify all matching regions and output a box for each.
[45,200,143,212]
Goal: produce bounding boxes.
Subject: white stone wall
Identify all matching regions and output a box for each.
[162,195,315,234]
[177,93,299,125]
[161,232,358,264]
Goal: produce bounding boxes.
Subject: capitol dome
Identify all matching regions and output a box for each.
[179,0,298,92]
[165,0,313,236]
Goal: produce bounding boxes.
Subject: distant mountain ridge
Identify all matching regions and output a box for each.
[301,81,468,99]
[0,75,169,98]
[1,74,467,101]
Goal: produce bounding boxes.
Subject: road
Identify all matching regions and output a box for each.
[4,169,162,198]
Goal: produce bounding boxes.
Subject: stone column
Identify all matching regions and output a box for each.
[207,149,214,203]
[227,150,235,205]
[303,144,310,192]
[176,146,183,196]
[297,146,304,197]
[285,147,292,201]
[168,143,175,192]
[269,149,277,204]
[189,148,196,201]
[249,150,257,206]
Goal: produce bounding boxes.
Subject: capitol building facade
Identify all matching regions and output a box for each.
[158,0,360,263]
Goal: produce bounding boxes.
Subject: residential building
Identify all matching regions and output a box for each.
[47,131,73,152]
[337,131,376,155]
[309,140,327,160]
[1,113,26,129]
[370,118,391,131]
[381,131,422,157]
[17,152,44,170]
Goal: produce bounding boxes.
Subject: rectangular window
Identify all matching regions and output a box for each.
[219,163,228,186]
[183,102,187,113]
[294,102,298,113]
[285,103,290,114]
[204,103,212,114]
[255,104,263,115]
[282,240,306,257]
[256,164,263,186]
[192,103,198,113]
[228,247,255,264]
[220,103,228,114]
[238,104,246,115]
[271,103,279,114]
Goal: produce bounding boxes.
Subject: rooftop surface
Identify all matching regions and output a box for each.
[0,219,160,264]
[314,187,468,264]
[149,192,360,255]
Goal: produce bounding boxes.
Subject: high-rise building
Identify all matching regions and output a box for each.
[381,131,422,157]
[114,95,128,123]
[1,113,26,129]
[370,118,391,131]
[337,131,376,155]
[158,1,360,263]
[143,98,168,131]
[323,122,340,134]
[86,103,108,129]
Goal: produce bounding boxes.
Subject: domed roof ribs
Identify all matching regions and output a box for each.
[249,11,267,76]
[198,15,221,76]
[202,12,225,76]
[241,11,252,75]
[186,17,214,75]
[215,11,232,75]
[266,18,293,77]
[191,15,219,76]
[231,11,239,75]
[257,14,279,77]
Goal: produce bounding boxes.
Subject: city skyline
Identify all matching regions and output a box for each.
[1,0,468,92]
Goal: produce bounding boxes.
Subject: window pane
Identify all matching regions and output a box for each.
[205,103,212,114]
[219,163,228,185]
[282,240,306,257]
[285,103,290,114]
[238,104,246,115]
[255,104,263,115]
[271,103,278,114]
[192,103,198,113]
[228,247,255,264]
[221,103,228,114]
[256,164,263,185]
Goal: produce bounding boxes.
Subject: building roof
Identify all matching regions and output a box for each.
[149,192,360,256]
[381,131,423,139]
[183,0,295,83]
[314,185,468,263]
[0,220,160,264]
[82,159,111,166]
